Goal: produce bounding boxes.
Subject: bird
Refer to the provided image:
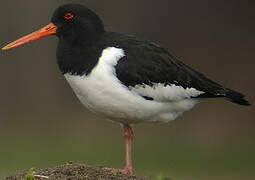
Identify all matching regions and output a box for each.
[2,3,250,175]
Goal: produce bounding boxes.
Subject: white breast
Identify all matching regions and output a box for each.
[64,47,198,124]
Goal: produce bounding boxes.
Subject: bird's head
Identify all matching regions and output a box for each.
[2,4,105,50]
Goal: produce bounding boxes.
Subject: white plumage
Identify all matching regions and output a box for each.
[129,83,204,102]
[64,47,201,124]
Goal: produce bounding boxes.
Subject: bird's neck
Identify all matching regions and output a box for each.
[56,33,104,76]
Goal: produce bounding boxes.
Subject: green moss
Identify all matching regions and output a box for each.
[22,168,35,180]
[156,173,172,180]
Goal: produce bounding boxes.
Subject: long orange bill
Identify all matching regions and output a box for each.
[2,23,57,50]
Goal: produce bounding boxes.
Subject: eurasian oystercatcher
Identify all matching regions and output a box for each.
[2,3,250,175]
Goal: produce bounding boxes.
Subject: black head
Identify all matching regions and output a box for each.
[2,3,107,76]
[3,4,104,50]
[2,4,105,50]
[52,4,105,44]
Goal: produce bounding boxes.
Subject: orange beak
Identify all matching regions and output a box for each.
[2,23,57,50]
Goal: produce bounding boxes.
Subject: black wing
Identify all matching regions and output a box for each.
[101,32,250,105]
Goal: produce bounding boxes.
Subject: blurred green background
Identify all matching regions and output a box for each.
[0,0,254,179]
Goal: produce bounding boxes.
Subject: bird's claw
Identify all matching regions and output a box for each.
[103,167,133,175]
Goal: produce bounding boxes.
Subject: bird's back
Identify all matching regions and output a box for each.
[94,32,250,106]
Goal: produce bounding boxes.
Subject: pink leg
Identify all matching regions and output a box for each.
[103,124,134,174]
[119,124,134,174]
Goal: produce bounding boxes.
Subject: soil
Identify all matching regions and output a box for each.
[3,163,146,180]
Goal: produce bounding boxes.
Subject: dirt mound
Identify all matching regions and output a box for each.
[3,163,146,180]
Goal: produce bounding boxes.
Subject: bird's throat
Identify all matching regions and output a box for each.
[56,37,103,76]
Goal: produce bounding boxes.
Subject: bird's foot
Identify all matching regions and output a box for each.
[103,166,133,175]
[119,166,133,175]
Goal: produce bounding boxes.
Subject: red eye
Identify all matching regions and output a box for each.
[64,13,74,20]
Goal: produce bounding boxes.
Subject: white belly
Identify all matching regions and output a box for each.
[63,47,198,124]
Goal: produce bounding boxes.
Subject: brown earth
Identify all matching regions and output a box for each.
[3,163,146,180]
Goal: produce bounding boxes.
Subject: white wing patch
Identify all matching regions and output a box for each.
[129,83,205,101]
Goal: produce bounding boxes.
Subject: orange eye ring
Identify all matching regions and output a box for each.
[64,13,74,20]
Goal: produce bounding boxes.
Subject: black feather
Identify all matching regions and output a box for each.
[57,31,250,105]
[225,89,250,106]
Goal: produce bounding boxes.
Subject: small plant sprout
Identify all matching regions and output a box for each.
[22,168,49,180]
[157,173,173,180]
[22,168,35,180]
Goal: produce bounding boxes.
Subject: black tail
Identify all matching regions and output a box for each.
[225,89,250,106]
